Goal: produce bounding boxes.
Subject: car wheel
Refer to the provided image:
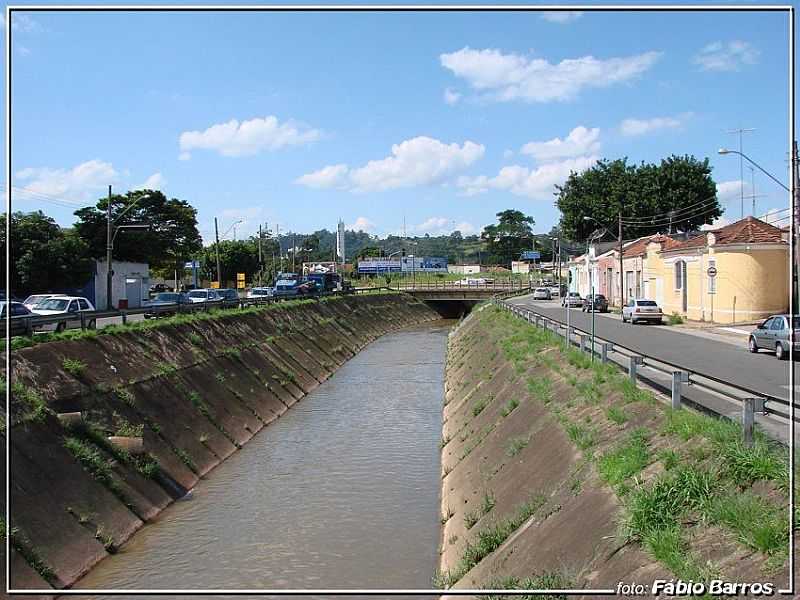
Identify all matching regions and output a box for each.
[88,319,96,330]
[776,343,787,360]
[621,314,627,322]
[748,337,758,353]
[55,322,66,333]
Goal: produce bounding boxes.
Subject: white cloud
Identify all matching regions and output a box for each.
[178,115,321,159]
[443,88,462,105]
[178,152,191,161]
[296,136,485,193]
[294,164,349,189]
[541,11,583,23]
[5,14,41,32]
[349,216,375,231]
[415,217,476,236]
[138,172,166,190]
[503,149,514,159]
[458,155,598,200]
[716,180,750,204]
[440,47,661,103]
[693,40,759,72]
[520,126,600,161]
[701,216,731,231]
[15,159,118,201]
[619,113,692,137]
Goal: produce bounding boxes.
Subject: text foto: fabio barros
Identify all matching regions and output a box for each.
[617,580,775,596]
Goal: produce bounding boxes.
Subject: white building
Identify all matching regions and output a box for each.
[93,260,150,309]
[447,264,481,275]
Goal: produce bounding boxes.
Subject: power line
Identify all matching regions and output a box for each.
[620,197,720,226]
[618,195,722,223]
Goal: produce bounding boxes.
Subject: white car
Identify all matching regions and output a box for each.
[622,298,664,324]
[31,296,96,332]
[187,289,222,303]
[247,287,274,299]
[23,294,64,310]
[532,287,552,300]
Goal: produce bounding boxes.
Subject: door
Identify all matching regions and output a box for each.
[770,316,787,349]
[126,278,141,309]
[755,317,775,348]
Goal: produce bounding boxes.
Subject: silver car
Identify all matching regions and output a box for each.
[561,292,583,308]
[622,298,663,324]
[532,287,552,300]
[749,314,798,360]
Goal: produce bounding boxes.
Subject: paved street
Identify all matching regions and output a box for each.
[509,295,795,403]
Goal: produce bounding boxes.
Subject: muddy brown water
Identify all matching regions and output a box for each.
[73,322,450,599]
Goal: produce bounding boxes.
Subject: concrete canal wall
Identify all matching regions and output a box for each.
[6,293,438,593]
[438,304,790,595]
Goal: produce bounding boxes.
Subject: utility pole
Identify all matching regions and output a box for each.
[214,217,221,285]
[793,140,800,313]
[258,223,263,285]
[727,127,756,220]
[618,212,625,308]
[106,185,113,310]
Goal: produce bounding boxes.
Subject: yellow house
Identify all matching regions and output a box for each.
[641,217,789,324]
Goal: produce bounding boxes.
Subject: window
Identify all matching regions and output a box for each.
[78,299,90,310]
[674,261,684,290]
[67,301,79,313]
[12,304,29,316]
[770,317,786,331]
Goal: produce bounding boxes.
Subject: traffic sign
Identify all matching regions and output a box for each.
[521,250,541,260]
[707,266,718,278]
[210,281,220,289]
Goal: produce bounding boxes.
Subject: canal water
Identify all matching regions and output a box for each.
[75,322,449,597]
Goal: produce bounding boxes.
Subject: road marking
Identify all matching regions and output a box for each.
[716,327,751,336]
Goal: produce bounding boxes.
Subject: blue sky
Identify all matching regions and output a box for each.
[5,7,792,243]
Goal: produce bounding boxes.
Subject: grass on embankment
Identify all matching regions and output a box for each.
[438,304,792,591]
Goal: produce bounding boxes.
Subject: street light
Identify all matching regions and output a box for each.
[717,148,790,192]
[106,189,151,310]
[583,215,625,309]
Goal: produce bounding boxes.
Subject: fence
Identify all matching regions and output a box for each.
[8,287,393,338]
[491,297,795,446]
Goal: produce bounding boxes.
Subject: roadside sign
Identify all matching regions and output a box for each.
[184,260,200,269]
[236,273,246,289]
[707,266,718,278]
[521,250,540,260]
[210,281,220,289]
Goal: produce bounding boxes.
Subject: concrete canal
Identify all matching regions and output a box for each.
[74,323,450,593]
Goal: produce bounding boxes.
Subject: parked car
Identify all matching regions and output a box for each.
[144,292,193,319]
[749,314,798,360]
[582,294,609,313]
[149,283,174,295]
[562,292,583,308]
[187,289,222,304]
[31,296,96,332]
[274,278,301,298]
[216,288,241,307]
[532,287,552,300]
[549,286,561,298]
[622,298,663,324]
[22,294,63,310]
[247,287,274,299]
[1,301,34,336]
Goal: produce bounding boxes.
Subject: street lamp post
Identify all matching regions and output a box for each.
[106,187,151,310]
[719,145,797,313]
[584,215,624,309]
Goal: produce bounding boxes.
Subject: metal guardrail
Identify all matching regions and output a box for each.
[392,280,531,291]
[7,286,392,338]
[491,297,797,442]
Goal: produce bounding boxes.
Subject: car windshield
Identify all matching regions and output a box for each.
[155,293,180,302]
[37,298,69,311]
[24,295,49,304]
[637,300,658,306]
[188,291,208,298]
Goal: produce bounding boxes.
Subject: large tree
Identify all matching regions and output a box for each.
[481,210,536,266]
[556,155,720,241]
[73,189,203,270]
[198,239,261,284]
[1,211,94,297]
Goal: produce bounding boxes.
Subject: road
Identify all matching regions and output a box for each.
[509,295,795,403]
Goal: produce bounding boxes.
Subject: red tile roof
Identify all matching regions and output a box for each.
[622,234,683,258]
[665,216,786,251]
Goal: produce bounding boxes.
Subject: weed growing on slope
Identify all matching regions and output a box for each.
[62,358,87,377]
[472,396,490,417]
[484,571,571,600]
[11,382,51,423]
[464,491,497,529]
[598,429,650,487]
[501,398,519,417]
[564,422,596,451]
[705,491,789,559]
[527,376,552,404]
[507,435,531,457]
[606,405,627,425]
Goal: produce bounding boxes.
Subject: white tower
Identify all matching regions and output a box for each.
[336,220,346,265]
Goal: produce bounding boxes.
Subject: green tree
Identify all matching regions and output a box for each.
[556,155,720,241]
[1,211,93,297]
[481,210,536,266]
[73,189,203,270]
[198,239,260,284]
[355,246,382,260]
